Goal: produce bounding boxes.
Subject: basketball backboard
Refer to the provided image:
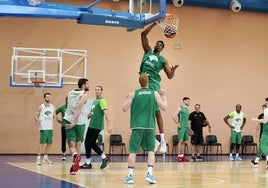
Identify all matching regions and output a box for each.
[0,0,166,31]
[10,47,87,88]
[78,0,166,31]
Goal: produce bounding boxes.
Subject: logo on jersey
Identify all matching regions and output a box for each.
[44,111,52,116]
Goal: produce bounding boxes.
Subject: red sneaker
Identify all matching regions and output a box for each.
[177,156,183,162]
[72,154,81,172]
[182,156,189,162]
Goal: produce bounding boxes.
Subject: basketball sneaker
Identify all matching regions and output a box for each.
[182,156,189,162]
[235,156,242,161]
[36,158,41,165]
[177,155,183,162]
[250,159,258,166]
[229,156,234,161]
[100,157,111,169]
[42,157,53,164]
[190,156,196,162]
[196,156,204,162]
[69,166,76,175]
[124,175,134,184]
[145,174,157,184]
[71,154,81,173]
[79,163,92,169]
[62,154,67,162]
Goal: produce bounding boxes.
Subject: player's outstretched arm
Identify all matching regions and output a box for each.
[163,59,179,79]
[141,23,156,53]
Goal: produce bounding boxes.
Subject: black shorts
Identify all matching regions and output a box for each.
[191,132,204,145]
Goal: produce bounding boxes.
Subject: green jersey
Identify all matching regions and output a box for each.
[130,88,156,129]
[179,105,189,128]
[139,51,165,91]
[263,108,268,133]
[89,97,108,130]
[56,104,67,126]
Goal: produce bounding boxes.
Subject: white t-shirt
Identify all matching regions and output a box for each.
[38,103,54,130]
[64,90,87,125]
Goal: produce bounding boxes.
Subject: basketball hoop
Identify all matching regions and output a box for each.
[157,14,179,37]
[32,81,45,96]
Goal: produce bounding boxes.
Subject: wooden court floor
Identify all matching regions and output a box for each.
[1,155,268,188]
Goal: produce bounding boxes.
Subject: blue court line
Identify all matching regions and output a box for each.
[0,163,86,188]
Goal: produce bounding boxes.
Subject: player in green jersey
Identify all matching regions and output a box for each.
[251,97,268,168]
[122,73,167,184]
[139,23,179,153]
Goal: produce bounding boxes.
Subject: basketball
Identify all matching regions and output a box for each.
[164,26,177,38]
[203,120,209,127]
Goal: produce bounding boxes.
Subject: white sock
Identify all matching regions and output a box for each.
[236,153,239,157]
[44,154,48,159]
[147,165,153,175]
[101,153,106,159]
[128,167,134,177]
[160,133,165,142]
[86,158,91,164]
[72,152,77,157]
[266,155,268,161]
[255,157,260,163]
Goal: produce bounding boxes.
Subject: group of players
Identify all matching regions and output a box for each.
[33,22,268,185]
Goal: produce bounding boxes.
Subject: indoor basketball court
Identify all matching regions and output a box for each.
[1,0,268,188]
[1,154,268,188]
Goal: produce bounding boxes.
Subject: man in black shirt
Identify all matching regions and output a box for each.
[189,104,211,161]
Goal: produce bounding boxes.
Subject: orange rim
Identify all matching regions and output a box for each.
[165,13,179,20]
[32,81,45,87]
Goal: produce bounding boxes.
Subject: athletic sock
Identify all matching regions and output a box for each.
[147,165,153,175]
[128,166,134,177]
[101,153,106,159]
[160,133,165,142]
[255,156,260,163]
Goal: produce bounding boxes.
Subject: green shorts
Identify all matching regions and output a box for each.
[260,132,268,155]
[64,120,85,145]
[230,130,241,144]
[148,80,160,92]
[129,129,155,153]
[178,127,189,142]
[40,130,53,144]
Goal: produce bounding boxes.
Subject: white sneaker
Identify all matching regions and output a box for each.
[36,158,41,165]
[154,139,160,152]
[42,158,53,164]
[160,140,167,153]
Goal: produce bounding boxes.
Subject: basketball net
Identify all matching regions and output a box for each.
[157,14,179,36]
[32,81,45,96]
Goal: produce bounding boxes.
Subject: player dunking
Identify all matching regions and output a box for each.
[139,22,179,151]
